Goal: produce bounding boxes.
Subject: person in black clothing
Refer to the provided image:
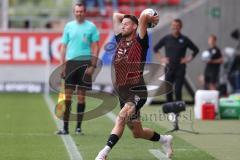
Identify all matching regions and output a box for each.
[231,28,240,50]
[204,34,223,90]
[230,29,240,92]
[154,19,199,102]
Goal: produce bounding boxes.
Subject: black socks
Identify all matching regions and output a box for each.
[150,132,160,142]
[106,134,119,148]
[63,101,86,131]
[76,103,85,129]
[63,100,72,131]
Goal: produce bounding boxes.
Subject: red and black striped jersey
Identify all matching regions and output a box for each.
[113,33,149,87]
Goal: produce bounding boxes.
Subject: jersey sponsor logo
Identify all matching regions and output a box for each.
[211,48,217,54]
[179,38,184,44]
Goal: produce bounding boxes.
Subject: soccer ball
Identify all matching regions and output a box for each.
[201,50,211,62]
[140,8,159,28]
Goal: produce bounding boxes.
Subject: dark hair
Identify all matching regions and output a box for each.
[75,1,86,11]
[173,18,183,27]
[123,15,139,26]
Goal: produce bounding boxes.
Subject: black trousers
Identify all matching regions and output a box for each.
[165,64,186,102]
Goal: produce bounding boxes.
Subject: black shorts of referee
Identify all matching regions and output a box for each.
[116,84,148,120]
[64,60,92,91]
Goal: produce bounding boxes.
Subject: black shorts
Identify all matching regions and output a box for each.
[65,60,92,90]
[204,70,219,84]
[117,85,148,120]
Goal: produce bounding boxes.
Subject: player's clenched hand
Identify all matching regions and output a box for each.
[146,14,159,25]
[152,15,159,24]
[180,55,193,64]
[85,66,95,75]
[160,57,169,65]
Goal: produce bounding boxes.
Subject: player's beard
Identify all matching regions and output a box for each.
[122,30,133,38]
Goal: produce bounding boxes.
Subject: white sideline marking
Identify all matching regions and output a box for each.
[149,149,171,160]
[43,94,83,160]
[175,148,198,151]
[106,112,117,123]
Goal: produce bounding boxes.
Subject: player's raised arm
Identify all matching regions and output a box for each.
[138,10,159,39]
[113,12,125,35]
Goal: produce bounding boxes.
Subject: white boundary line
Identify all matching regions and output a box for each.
[106,112,117,123]
[43,94,83,160]
[149,149,171,160]
[174,148,198,151]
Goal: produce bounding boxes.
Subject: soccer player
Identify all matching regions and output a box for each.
[95,12,173,160]
[204,34,223,90]
[57,2,100,135]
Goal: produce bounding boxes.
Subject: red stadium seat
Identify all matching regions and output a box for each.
[92,20,101,29]
[151,0,166,4]
[119,0,149,5]
[105,5,113,16]
[101,21,110,29]
[151,0,160,4]
[118,0,129,4]
[136,0,149,4]
[168,0,181,5]
[134,5,147,17]
[119,5,132,15]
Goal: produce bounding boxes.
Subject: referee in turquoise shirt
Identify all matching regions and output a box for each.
[57,2,100,135]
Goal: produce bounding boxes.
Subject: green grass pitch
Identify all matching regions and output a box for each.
[1,93,239,160]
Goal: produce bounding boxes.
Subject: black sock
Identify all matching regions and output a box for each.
[150,132,160,142]
[76,103,85,129]
[106,134,119,148]
[63,100,72,131]
[63,122,69,132]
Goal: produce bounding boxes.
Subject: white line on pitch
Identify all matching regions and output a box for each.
[106,112,117,123]
[149,149,171,160]
[43,94,83,160]
[175,148,198,151]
